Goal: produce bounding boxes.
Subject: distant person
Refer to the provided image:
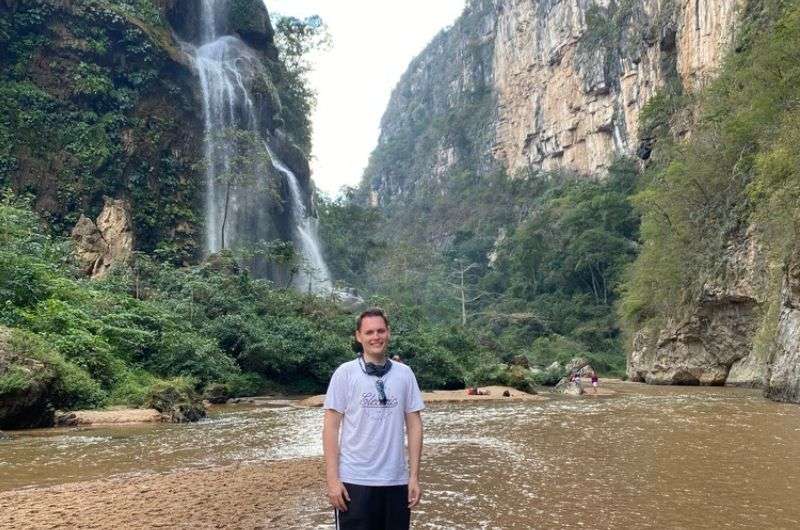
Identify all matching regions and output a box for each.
[571,371,582,391]
[590,370,599,394]
[392,354,404,364]
[322,308,424,529]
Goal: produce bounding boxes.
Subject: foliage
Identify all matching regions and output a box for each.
[0,0,200,261]
[620,0,800,332]
[271,13,330,155]
[0,194,363,411]
[467,363,538,393]
[323,159,640,377]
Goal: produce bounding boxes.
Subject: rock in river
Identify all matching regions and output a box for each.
[146,382,207,423]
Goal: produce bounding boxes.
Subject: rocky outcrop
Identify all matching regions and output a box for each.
[72,198,134,279]
[765,254,800,402]
[160,0,278,59]
[628,228,769,386]
[364,0,743,205]
[363,0,498,205]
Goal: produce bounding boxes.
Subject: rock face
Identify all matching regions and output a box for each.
[628,228,769,387]
[765,254,800,402]
[363,0,743,205]
[72,198,134,279]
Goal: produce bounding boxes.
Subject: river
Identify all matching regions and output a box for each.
[1,382,799,529]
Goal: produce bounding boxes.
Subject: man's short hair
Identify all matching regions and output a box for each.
[355,307,390,331]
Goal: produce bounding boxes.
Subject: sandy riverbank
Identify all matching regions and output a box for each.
[57,408,163,426]
[298,381,620,407]
[298,385,547,407]
[0,458,325,529]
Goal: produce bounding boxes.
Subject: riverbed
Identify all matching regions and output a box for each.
[1,382,799,529]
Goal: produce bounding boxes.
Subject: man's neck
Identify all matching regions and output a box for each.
[362,351,387,365]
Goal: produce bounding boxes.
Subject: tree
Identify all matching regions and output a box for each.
[449,260,481,327]
[271,14,331,153]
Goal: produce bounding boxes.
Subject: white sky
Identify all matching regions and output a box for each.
[266,0,466,197]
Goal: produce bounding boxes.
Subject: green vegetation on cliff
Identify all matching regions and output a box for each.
[620,0,800,332]
[0,0,202,262]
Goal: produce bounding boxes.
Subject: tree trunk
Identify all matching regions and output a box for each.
[221,183,231,249]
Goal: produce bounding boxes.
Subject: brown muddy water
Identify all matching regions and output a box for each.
[1,383,799,529]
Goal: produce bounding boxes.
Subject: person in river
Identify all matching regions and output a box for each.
[322,308,425,529]
[590,370,599,393]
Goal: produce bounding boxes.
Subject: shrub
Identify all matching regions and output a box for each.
[466,362,537,393]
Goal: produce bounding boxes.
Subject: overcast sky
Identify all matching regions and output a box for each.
[266,0,466,197]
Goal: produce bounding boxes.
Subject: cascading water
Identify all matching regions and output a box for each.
[188,0,332,293]
[269,151,333,292]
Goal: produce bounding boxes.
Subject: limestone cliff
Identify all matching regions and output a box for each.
[765,254,800,402]
[628,227,769,386]
[363,0,742,205]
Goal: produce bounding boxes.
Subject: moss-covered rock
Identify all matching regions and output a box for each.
[145,379,207,422]
[0,326,104,428]
[0,327,56,429]
[203,382,230,404]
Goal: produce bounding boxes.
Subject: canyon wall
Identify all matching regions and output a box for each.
[363,0,743,205]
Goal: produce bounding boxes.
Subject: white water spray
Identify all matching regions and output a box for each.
[188,1,332,292]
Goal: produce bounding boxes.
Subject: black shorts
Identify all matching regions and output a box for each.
[334,482,410,530]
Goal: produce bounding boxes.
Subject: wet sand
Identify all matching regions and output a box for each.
[0,458,325,529]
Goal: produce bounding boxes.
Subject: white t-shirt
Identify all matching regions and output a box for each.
[323,358,425,486]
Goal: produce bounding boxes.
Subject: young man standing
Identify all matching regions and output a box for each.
[323,308,424,529]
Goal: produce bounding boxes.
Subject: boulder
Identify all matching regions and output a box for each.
[146,382,207,423]
[72,198,133,279]
[54,411,80,427]
[726,353,766,388]
[0,430,10,440]
[203,383,231,405]
[562,381,584,396]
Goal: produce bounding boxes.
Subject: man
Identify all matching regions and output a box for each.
[323,308,424,529]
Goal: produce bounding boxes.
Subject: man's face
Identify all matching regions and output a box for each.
[356,316,390,358]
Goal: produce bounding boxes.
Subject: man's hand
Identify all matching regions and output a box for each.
[408,478,422,508]
[327,479,350,512]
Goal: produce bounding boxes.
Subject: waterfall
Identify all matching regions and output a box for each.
[189,1,332,293]
[270,152,333,293]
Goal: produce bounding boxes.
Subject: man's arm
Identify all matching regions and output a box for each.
[406,410,423,508]
[323,409,350,511]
